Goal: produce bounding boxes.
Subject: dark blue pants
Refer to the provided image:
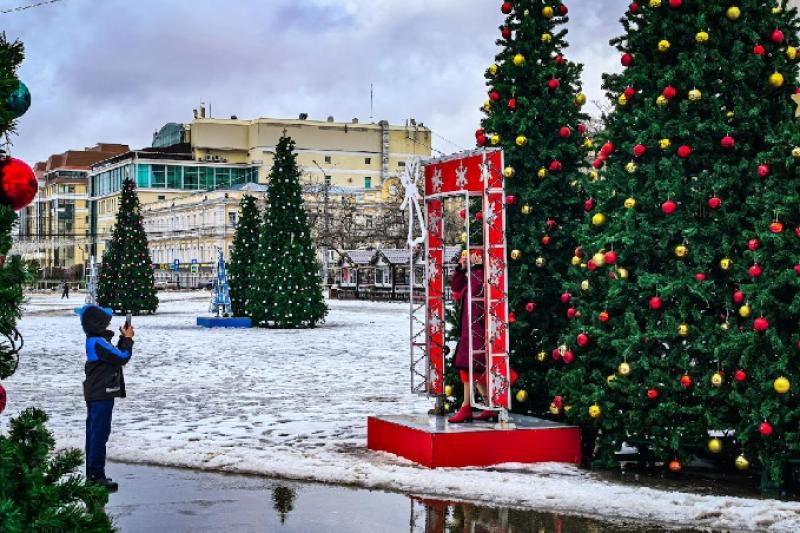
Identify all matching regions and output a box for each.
[85,398,114,480]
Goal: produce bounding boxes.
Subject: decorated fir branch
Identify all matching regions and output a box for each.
[97,178,158,315]
[229,194,261,316]
[550,0,800,487]
[477,0,591,414]
[247,135,327,328]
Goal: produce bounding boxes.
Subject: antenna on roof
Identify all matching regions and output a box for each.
[370,83,374,121]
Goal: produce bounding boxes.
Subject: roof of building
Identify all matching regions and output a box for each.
[342,249,377,265]
[377,249,410,265]
[39,143,130,174]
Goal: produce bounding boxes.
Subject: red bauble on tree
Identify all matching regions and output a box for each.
[561,292,572,304]
[624,86,636,100]
[734,369,747,382]
[501,1,513,14]
[562,350,575,364]
[669,0,682,7]
[583,198,595,211]
[662,86,677,100]
[489,90,501,102]
[649,296,663,310]
[676,145,693,158]
[507,97,516,110]
[0,157,38,211]
[661,200,677,214]
[770,221,783,233]
[621,53,634,67]
[554,54,565,65]
[721,135,736,149]
[760,421,774,436]
[525,302,536,313]
[647,388,659,400]
[576,333,590,347]
[559,126,572,138]
[758,163,771,177]
[559,4,568,15]
[604,250,617,265]
[0,383,6,414]
[501,26,512,39]
[753,44,766,56]
[708,196,722,209]
[733,290,745,304]
[549,160,563,172]
[695,273,706,281]
[771,29,785,44]
[629,2,639,14]
[548,78,561,90]
[748,238,760,251]
[566,307,578,319]
[754,317,769,332]
[633,144,647,157]
[748,264,763,278]
[680,374,693,388]
[600,141,615,156]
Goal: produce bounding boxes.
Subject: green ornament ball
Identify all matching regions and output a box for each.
[6,80,31,119]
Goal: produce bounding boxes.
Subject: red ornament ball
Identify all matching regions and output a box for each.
[501,2,513,14]
[708,196,722,209]
[506,195,517,205]
[623,86,636,100]
[720,135,735,149]
[552,348,562,361]
[562,350,574,364]
[604,250,618,265]
[633,144,647,157]
[680,375,693,388]
[600,142,615,156]
[566,307,578,319]
[592,158,604,169]
[748,264,763,278]
[548,78,561,90]
[599,310,610,323]
[677,145,693,158]
[549,160,563,172]
[546,218,557,228]
[649,296,663,310]
[541,235,552,246]
[0,383,5,414]
[647,388,659,400]
[576,333,590,347]
[754,317,769,332]
[525,302,536,313]
[734,369,747,382]
[733,290,745,304]
[489,90,501,102]
[748,238,760,251]
[795,226,800,239]
[501,26,512,39]
[758,164,771,177]
[794,264,800,275]
[477,134,488,147]
[559,126,572,138]
[695,273,706,281]
[554,54,565,65]
[507,98,517,110]
[629,2,639,14]
[772,29,785,44]
[559,4,568,15]
[669,0,682,7]
[577,123,588,135]
[760,421,773,436]
[770,221,783,233]
[662,86,677,100]
[508,312,516,324]
[668,460,682,473]
[561,292,572,303]
[584,198,595,212]
[0,157,38,211]
[661,200,677,214]
[621,53,634,67]
[587,259,597,271]
[753,44,766,56]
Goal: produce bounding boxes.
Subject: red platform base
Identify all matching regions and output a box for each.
[367,413,581,468]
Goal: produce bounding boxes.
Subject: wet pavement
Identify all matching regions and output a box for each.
[106,462,708,533]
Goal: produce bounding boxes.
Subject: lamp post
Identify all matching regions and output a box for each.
[312,160,331,287]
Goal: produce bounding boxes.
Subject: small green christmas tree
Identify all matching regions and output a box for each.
[228,194,261,316]
[97,178,158,314]
[247,135,327,328]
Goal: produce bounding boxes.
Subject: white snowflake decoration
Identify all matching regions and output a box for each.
[427,257,440,283]
[427,209,442,236]
[487,256,504,288]
[455,161,468,189]
[429,308,443,334]
[431,167,443,193]
[484,201,498,228]
[489,315,506,343]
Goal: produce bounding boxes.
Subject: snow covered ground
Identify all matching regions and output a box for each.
[6,292,800,532]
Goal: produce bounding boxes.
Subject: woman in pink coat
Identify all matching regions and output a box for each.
[447,249,496,424]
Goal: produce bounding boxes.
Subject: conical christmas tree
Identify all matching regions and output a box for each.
[247,135,327,328]
[229,194,261,316]
[97,178,158,314]
[553,0,800,485]
[478,0,590,413]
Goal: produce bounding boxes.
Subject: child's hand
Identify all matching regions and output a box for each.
[120,324,135,339]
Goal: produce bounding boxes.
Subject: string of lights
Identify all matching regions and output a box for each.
[0,0,63,15]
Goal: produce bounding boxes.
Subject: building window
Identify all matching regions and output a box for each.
[228,212,237,226]
[324,155,332,164]
[398,161,406,167]
[365,157,371,165]
[325,175,332,186]
[152,165,166,187]
[364,177,372,189]
[365,215,373,228]
[158,195,166,201]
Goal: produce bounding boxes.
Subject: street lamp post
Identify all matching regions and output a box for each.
[312,160,331,287]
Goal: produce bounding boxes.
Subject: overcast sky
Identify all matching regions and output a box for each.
[3,0,629,163]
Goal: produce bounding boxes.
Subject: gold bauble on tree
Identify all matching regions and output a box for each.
[618,94,628,106]
[541,5,554,18]
[625,161,637,173]
[537,167,548,179]
[589,170,599,181]
[521,204,532,215]
[491,134,501,145]
[571,255,581,266]
[739,304,751,318]
[488,63,498,76]
[649,0,661,7]
[656,95,668,107]
[720,257,733,271]
[535,257,546,267]
[711,372,724,387]
[786,46,797,60]
[688,88,702,101]
[516,134,528,146]
[774,376,791,394]
[515,389,529,403]
[536,351,547,362]
[696,31,709,43]
[735,455,750,470]
[624,197,636,209]
[483,100,492,112]
[674,244,688,258]
[708,438,723,454]
[658,39,671,52]
[726,6,741,20]
[503,166,516,178]
[513,53,526,67]
[510,249,522,261]
[678,323,689,337]
[444,385,454,397]
[592,252,606,267]
[792,147,800,158]
[541,33,552,43]
[580,279,590,291]
[770,72,785,87]
[575,93,587,106]
[592,213,607,226]
[589,404,602,419]
[617,267,629,279]
[659,138,672,150]
[618,362,631,376]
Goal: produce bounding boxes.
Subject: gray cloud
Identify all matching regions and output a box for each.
[3,0,629,163]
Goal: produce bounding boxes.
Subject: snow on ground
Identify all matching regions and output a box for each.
[6,292,800,532]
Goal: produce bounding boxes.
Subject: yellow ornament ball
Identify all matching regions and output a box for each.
[688,89,702,101]
[549,404,561,415]
[607,374,616,384]
[521,204,532,215]
[575,93,587,106]
[541,32,553,43]
[617,267,629,279]
[592,252,606,267]
[536,351,547,363]
[445,403,451,413]
[624,197,637,209]
[720,322,730,331]
[720,258,733,271]
[696,31,709,43]
[537,167,548,179]
[675,245,688,258]
[659,138,672,150]
[787,46,797,60]
[792,147,800,158]
[491,134,501,145]
[656,95,669,107]
[739,304,751,318]
[708,438,723,454]
[658,39,671,52]
[510,249,522,261]
[735,455,750,470]
[726,6,741,20]
[542,5,554,18]
[571,255,581,266]
[536,257,546,268]
[580,279,590,291]
[773,7,783,14]
[516,135,528,147]
[591,213,607,226]
[770,72,785,88]
[503,166,516,178]
[711,372,724,387]
[618,94,628,106]
[649,0,661,7]
[589,404,602,419]
[483,100,492,112]
[513,53,526,67]
[774,376,791,394]
[488,63,499,76]
[516,389,529,403]
[618,362,631,376]
[678,323,689,337]
[589,170,600,182]
[726,110,735,120]
[444,385,454,397]
[625,161,637,174]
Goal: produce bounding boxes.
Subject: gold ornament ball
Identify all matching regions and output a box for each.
[688,89,702,101]
[618,362,631,376]
[618,94,628,106]
[656,95,669,107]
[549,404,561,415]
[726,6,741,20]
[787,46,797,60]
[708,438,723,454]
[675,245,688,258]
[536,351,547,362]
[649,0,661,7]
[592,252,606,267]
[488,63,498,76]
[542,5,554,18]
[541,32,553,43]
[516,134,528,146]
[617,267,629,279]
[503,166,516,178]
[461,250,468,258]
[510,249,522,261]
[591,213,607,226]
[624,197,637,209]
[589,170,600,182]
[537,167,548,179]
[535,257,546,267]
[770,72,785,87]
[460,232,468,243]
[696,31,709,43]
[774,376,791,394]
[444,385,454,397]
[792,147,800,158]
[678,324,689,337]
[571,255,581,266]
[726,110,735,120]
[739,304,751,318]
[589,404,602,419]
[773,6,783,14]
[580,279,590,291]
[444,403,451,413]
[711,372,724,387]
[513,53,526,67]
[483,101,492,112]
[625,161,637,174]
[564,405,573,413]
[575,93,587,106]
[607,374,616,384]
[491,134,501,145]
[659,138,672,150]
[521,204,532,215]
[720,258,733,271]
[658,39,671,52]
[516,389,529,403]
[720,322,730,331]
[735,455,750,470]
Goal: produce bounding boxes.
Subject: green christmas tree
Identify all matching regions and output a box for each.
[247,135,327,328]
[553,0,800,486]
[97,178,158,314]
[228,194,261,316]
[478,0,590,413]
[0,34,113,531]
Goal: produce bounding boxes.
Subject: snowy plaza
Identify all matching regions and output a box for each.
[4,292,800,532]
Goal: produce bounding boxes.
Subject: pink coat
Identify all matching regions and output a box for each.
[450,265,486,372]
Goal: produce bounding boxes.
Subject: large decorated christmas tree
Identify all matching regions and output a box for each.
[552,0,800,487]
[0,34,113,529]
[228,194,261,316]
[247,135,327,328]
[97,178,158,314]
[478,0,590,412]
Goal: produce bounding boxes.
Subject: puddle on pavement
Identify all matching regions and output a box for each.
[106,462,705,533]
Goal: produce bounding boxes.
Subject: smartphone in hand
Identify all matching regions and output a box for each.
[125,313,132,328]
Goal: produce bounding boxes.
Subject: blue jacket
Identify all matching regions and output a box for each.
[80,305,134,401]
